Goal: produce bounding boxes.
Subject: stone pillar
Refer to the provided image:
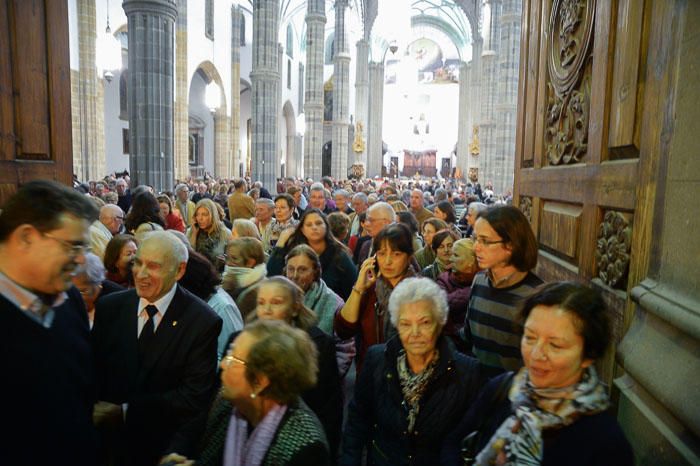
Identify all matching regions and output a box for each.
[303,0,326,181]
[331,0,350,179]
[469,39,483,183]
[231,6,242,179]
[353,39,370,172]
[456,61,470,180]
[77,0,105,181]
[479,0,502,193]
[494,0,521,194]
[367,61,384,178]
[174,0,188,181]
[250,0,280,191]
[123,0,177,192]
[214,110,230,179]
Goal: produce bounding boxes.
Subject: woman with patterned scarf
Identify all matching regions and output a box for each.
[340,278,486,466]
[335,223,418,374]
[441,282,634,466]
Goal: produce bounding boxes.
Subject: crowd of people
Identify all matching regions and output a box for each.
[0,174,634,466]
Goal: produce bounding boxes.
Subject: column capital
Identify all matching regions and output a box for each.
[123,0,177,20]
[305,12,327,24]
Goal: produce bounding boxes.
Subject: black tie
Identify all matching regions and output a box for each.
[138,305,158,355]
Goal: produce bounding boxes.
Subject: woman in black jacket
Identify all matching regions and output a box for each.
[340,277,486,466]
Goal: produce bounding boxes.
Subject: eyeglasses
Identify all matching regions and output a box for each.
[42,232,90,256]
[286,266,312,276]
[222,354,247,367]
[471,235,505,247]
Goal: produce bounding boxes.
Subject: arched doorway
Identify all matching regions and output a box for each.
[188,61,228,179]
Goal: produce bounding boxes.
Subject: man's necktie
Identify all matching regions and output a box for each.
[138,305,158,355]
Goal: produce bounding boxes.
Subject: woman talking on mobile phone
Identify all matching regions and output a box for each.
[334,223,416,374]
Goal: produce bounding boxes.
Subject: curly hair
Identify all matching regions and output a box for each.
[241,320,319,404]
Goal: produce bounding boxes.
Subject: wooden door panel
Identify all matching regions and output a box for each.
[0,0,73,206]
[515,0,653,384]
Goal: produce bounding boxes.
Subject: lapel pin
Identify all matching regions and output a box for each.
[172,321,178,327]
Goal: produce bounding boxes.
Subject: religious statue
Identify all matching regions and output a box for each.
[469,125,480,156]
[353,121,365,153]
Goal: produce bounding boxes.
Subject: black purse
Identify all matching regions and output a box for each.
[460,372,514,466]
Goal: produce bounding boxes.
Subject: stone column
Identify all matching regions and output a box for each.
[214,110,230,179]
[469,39,483,183]
[331,0,350,179]
[123,0,177,192]
[353,39,370,172]
[231,6,242,179]
[303,0,326,180]
[174,0,188,181]
[479,0,502,193]
[77,0,105,181]
[456,61,470,180]
[250,0,280,191]
[494,0,521,194]
[367,61,384,178]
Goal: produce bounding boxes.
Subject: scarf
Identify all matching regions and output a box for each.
[223,404,288,466]
[196,229,221,265]
[396,349,440,433]
[434,254,450,275]
[374,268,416,342]
[303,279,338,335]
[476,366,610,466]
[224,264,268,290]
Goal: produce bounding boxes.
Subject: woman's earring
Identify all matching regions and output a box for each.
[250,392,257,399]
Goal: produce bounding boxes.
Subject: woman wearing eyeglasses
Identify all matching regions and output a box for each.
[421,229,461,281]
[160,320,331,466]
[465,205,543,376]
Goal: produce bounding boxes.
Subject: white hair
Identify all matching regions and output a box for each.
[142,230,189,265]
[75,252,106,284]
[388,277,448,328]
[368,201,396,222]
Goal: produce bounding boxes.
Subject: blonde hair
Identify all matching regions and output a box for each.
[187,198,224,244]
[247,276,317,331]
[232,218,262,240]
[453,238,476,266]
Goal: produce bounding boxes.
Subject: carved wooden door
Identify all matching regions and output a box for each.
[0,0,73,205]
[514,0,654,382]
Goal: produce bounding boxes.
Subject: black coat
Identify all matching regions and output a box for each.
[340,336,487,466]
[440,372,635,466]
[92,286,222,466]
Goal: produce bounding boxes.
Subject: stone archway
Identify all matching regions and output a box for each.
[188,61,230,178]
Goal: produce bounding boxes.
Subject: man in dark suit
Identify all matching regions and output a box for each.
[92,231,222,466]
[0,180,99,466]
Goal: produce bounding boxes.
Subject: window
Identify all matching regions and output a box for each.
[205,0,214,40]
[122,129,129,154]
[287,59,292,89]
[325,33,335,64]
[119,70,128,120]
[286,24,294,58]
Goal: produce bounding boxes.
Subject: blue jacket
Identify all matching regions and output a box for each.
[340,335,487,466]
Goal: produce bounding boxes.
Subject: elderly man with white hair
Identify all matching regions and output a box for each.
[89,204,124,260]
[349,192,369,237]
[254,197,275,252]
[355,201,396,265]
[92,231,222,466]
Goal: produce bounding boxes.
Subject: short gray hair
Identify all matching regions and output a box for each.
[334,189,350,199]
[368,201,396,222]
[388,277,448,328]
[309,182,325,193]
[434,188,447,202]
[469,201,488,215]
[175,183,189,194]
[352,192,368,204]
[75,252,106,284]
[256,198,275,209]
[142,230,189,265]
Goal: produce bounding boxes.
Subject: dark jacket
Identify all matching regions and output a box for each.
[340,336,487,466]
[197,397,330,466]
[435,271,474,338]
[440,373,635,466]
